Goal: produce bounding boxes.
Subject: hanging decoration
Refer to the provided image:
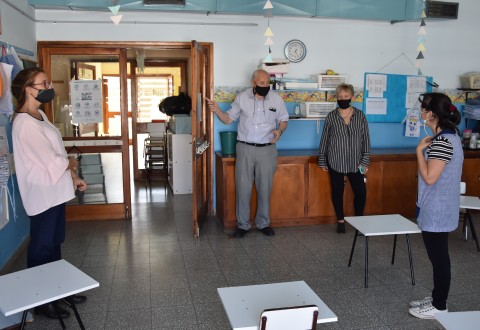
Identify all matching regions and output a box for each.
[263,1,274,63]
[415,1,427,75]
[109,0,123,25]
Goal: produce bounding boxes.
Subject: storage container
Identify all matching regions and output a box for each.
[317,75,348,90]
[460,73,480,89]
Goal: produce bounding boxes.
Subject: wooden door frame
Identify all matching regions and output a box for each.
[190,41,214,237]
[37,41,215,222]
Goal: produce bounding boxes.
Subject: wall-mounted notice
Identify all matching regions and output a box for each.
[363,72,433,123]
[70,79,103,124]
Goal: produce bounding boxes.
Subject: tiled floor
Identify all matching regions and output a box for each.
[10,181,480,329]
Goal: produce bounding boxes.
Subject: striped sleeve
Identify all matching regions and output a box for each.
[318,114,331,167]
[427,136,453,163]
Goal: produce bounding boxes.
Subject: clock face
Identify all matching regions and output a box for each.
[284,39,306,63]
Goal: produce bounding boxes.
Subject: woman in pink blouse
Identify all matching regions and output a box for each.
[11,68,87,319]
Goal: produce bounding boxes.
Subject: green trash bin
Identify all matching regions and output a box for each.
[220,131,237,155]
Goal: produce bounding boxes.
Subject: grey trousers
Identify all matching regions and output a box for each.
[235,142,277,230]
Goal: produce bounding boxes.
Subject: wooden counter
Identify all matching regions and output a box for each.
[216,149,480,230]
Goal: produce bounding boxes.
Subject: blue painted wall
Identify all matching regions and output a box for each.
[0,115,29,270]
[214,101,467,152]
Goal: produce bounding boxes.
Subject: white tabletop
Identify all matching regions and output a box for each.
[217,281,337,330]
[460,196,480,210]
[345,214,421,236]
[435,311,480,330]
[0,259,99,316]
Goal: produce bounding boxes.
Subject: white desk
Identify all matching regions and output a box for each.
[0,259,99,329]
[345,214,421,288]
[435,311,480,330]
[217,281,337,330]
[460,196,480,251]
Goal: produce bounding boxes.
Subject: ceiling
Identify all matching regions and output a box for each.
[26,0,426,21]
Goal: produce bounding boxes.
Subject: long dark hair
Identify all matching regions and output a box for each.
[420,93,461,134]
[11,67,45,111]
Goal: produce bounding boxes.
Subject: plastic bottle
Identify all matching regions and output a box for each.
[469,134,477,149]
[294,102,300,116]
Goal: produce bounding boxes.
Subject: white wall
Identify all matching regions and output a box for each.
[0,0,36,60]
[34,0,479,88]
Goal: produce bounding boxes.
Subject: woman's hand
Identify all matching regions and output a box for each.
[73,177,87,191]
[320,166,328,172]
[417,136,433,153]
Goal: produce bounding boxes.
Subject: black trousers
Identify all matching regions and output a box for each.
[27,203,66,268]
[328,168,366,220]
[422,231,450,311]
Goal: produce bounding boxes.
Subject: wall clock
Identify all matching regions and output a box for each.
[284,39,307,63]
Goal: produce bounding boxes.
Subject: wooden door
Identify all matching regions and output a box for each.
[190,41,214,237]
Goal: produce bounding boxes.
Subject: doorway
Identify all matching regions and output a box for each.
[37,41,214,237]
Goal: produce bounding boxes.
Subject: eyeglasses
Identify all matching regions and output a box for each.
[30,81,53,89]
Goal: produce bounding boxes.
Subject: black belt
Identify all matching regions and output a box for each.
[238,140,272,147]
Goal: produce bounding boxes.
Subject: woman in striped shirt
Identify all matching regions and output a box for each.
[318,83,370,233]
[409,93,463,319]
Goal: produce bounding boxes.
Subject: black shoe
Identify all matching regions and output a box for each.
[234,228,249,238]
[34,303,70,319]
[65,294,87,304]
[337,222,346,234]
[260,226,275,236]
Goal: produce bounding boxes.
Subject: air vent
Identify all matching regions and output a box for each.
[425,1,458,19]
[143,0,185,5]
[300,102,336,118]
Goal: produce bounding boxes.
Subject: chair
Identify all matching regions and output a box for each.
[459,181,480,251]
[259,305,319,330]
[143,122,167,186]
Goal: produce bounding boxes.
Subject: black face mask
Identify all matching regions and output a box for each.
[34,88,55,103]
[337,99,351,110]
[253,85,270,97]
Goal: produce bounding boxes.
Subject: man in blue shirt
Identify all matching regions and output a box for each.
[206,69,288,237]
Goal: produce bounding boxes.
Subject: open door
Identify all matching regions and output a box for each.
[190,41,214,237]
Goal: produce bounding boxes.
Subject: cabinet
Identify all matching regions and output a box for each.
[215,150,418,230]
[167,131,192,194]
[461,156,480,197]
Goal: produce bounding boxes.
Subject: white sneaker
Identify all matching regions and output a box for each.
[409,296,433,308]
[409,303,448,320]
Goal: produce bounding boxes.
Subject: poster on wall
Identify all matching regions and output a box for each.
[69,79,103,124]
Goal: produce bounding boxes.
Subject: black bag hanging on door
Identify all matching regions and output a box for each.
[159,92,192,116]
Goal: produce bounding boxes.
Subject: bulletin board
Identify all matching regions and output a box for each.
[362,72,433,123]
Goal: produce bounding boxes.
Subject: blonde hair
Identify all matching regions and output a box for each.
[336,83,354,96]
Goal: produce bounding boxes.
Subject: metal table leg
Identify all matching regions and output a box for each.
[364,236,369,288]
[63,298,86,330]
[348,230,359,267]
[19,310,28,330]
[406,234,416,285]
[391,234,397,265]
